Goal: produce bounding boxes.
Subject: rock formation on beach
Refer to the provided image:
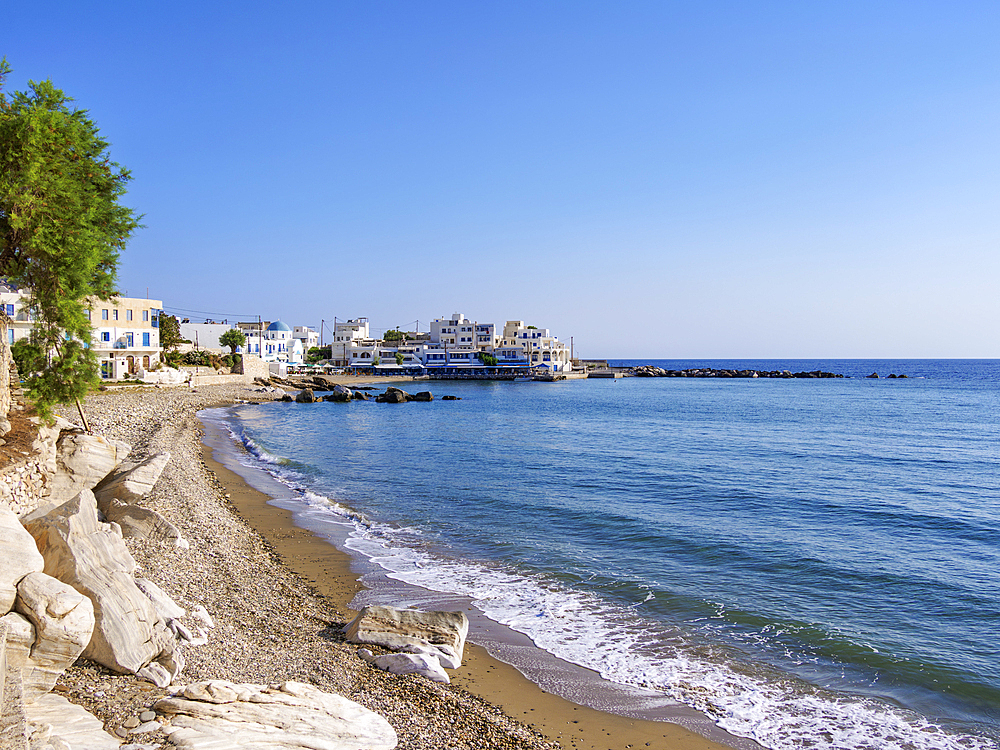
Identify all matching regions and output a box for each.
[0,387,402,749]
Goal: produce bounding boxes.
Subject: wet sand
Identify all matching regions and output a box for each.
[201,423,741,750]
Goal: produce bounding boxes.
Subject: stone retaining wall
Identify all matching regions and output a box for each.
[234,354,269,380]
[0,459,50,518]
[0,314,12,420]
[189,373,251,387]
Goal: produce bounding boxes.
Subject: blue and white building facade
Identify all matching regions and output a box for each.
[261,320,303,365]
[345,312,572,374]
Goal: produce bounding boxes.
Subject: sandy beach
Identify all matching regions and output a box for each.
[55,382,740,750]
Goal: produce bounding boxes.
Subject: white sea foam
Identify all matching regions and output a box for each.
[220,412,997,750]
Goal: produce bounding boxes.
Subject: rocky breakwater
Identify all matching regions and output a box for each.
[631,365,845,378]
[279,386,458,404]
[0,408,401,750]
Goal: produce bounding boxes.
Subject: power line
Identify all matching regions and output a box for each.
[161,305,259,319]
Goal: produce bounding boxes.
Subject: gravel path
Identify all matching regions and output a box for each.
[53,384,555,750]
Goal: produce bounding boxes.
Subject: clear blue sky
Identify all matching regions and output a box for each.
[4,1,998,358]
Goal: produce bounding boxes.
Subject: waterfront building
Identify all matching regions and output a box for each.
[293,325,319,352]
[262,320,303,365]
[1,284,165,379]
[0,283,34,346]
[501,321,572,372]
[90,296,164,378]
[332,318,373,367]
[236,321,265,356]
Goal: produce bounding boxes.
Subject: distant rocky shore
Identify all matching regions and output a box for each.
[630,365,845,378]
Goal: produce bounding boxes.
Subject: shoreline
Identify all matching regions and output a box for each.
[198,396,745,750]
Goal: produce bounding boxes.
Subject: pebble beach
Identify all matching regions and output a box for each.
[53,382,734,750]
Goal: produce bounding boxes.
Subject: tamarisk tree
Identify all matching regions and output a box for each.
[0,60,140,421]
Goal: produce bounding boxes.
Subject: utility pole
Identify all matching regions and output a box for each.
[320,319,324,349]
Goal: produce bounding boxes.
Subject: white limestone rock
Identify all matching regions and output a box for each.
[369,651,450,684]
[101,501,186,545]
[136,661,172,688]
[14,572,95,699]
[24,692,120,750]
[155,680,398,749]
[134,578,185,621]
[396,641,463,670]
[23,490,173,674]
[344,605,469,667]
[46,433,131,506]
[190,605,214,629]
[94,452,171,507]
[0,611,33,685]
[0,507,44,614]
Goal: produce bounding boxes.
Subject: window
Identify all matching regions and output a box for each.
[7,330,12,345]
[102,309,109,320]
[113,310,118,321]
[142,310,149,322]
[126,332,134,347]
[5,304,13,315]
[126,310,133,321]
[142,332,150,347]
[86,310,91,321]
[101,332,110,342]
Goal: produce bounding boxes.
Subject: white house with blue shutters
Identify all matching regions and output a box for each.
[0,285,163,379]
[261,320,303,365]
[88,296,163,378]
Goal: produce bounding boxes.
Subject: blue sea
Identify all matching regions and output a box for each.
[200,359,1000,750]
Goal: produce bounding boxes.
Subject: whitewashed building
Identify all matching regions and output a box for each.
[331,318,373,367]
[501,320,572,372]
[293,325,319,353]
[262,320,303,365]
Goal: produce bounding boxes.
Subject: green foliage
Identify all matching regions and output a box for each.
[158,313,183,353]
[0,60,140,418]
[477,351,498,366]
[218,327,245,354]
[373,356,381,366]
[394,351,404,366]
[180,350,235,370]
[384,328,407,341]
[306,345,331,363]
[526,325,537,329]
[10,337,34,376]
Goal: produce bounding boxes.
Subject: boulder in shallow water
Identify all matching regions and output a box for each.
[295,389,316,404]
[375,387,412,403]
[325,384,353,402]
